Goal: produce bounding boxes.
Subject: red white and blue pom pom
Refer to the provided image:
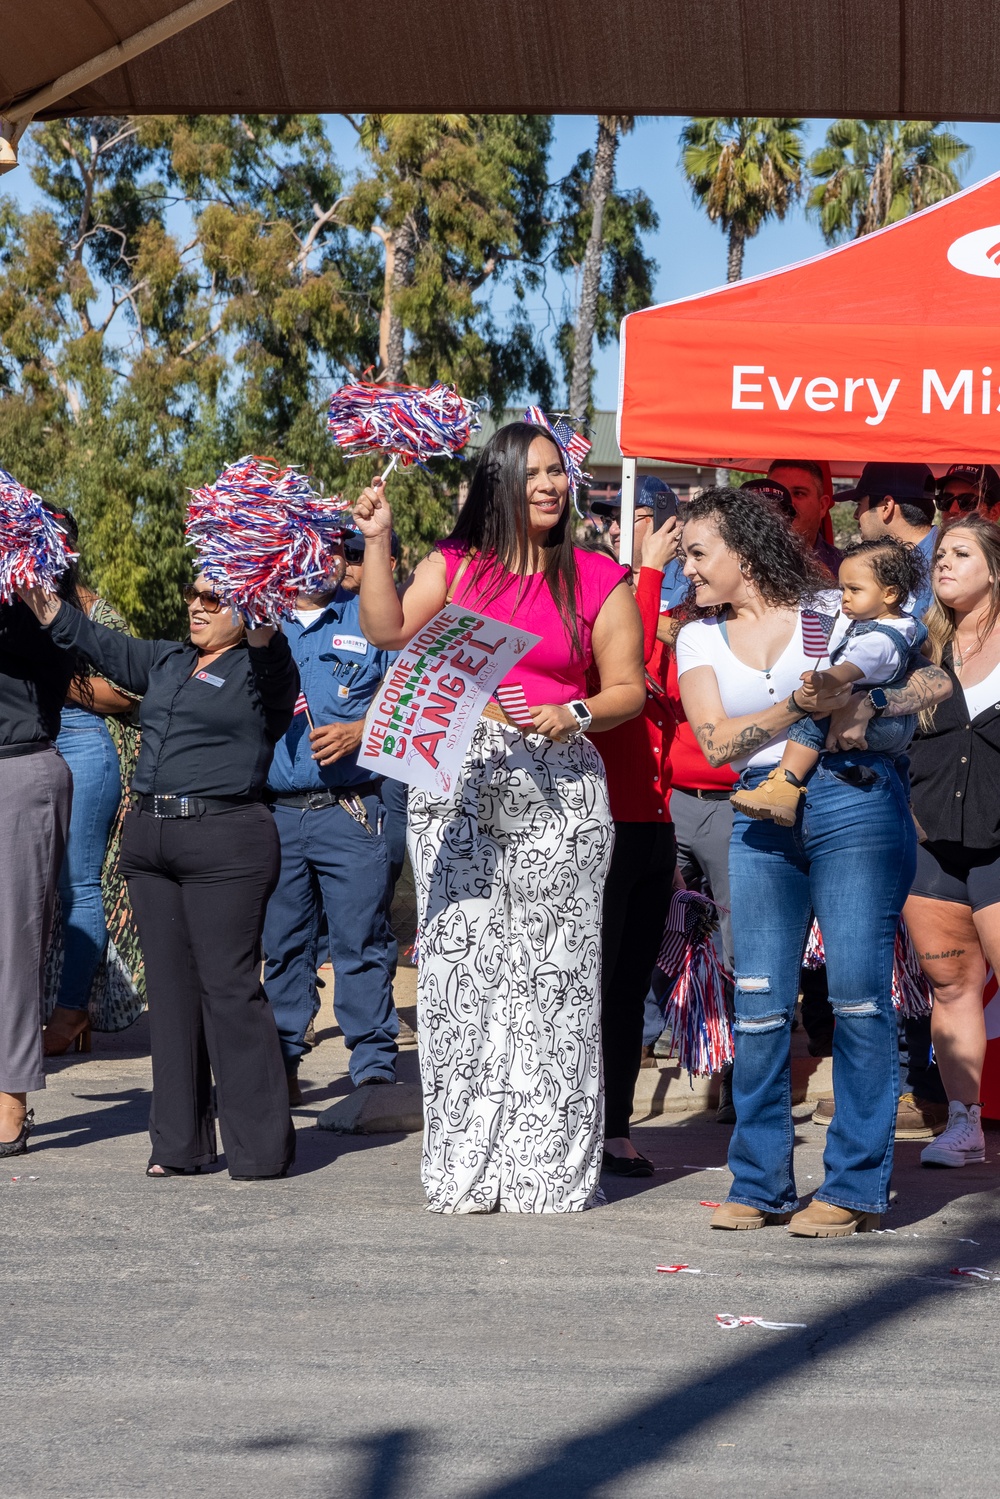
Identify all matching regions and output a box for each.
[802,918,825,969]
[186,457,350,624]
[327,379,480,474]
[892,920,934,1018]
[522,406,593,502]
[657,891,734,1077]
[0,468,73,603]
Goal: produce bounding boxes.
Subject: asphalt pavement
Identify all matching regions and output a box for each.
[4,977,999,1499]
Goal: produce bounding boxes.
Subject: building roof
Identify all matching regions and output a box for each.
[468,409,672,472]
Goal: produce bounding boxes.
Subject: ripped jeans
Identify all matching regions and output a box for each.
[727,752,916,1215]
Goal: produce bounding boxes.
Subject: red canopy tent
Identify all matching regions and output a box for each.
[618,168,1000,484]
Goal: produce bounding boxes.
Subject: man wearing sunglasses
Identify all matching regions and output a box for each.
[936,463,1000,526]
[262,531,401,1104]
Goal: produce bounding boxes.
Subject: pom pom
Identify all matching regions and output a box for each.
[327,379,480,468]
[892,919,934,1018]
[802,918,825,969]
[657,891,733,1078]
[186,457,350,624]
[0,469,73,603]
[522,407,593,501]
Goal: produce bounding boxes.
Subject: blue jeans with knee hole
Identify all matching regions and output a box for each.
[727,752,915,1215]
[55,708,122,1010]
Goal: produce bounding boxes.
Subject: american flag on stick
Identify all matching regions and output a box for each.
[294,691,315,730]
[800,610,834,666]
[494,682,536,728]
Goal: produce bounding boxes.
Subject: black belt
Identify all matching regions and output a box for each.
[672,785,733,801]
[0,740,52,761]
[133,793,260,818]
[268,785,378,811]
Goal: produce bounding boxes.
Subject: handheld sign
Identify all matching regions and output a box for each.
[357,606,539,794]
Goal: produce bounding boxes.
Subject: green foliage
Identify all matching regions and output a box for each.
[680,117,805,279]
[807,119,971,243]
[552,137,659,400]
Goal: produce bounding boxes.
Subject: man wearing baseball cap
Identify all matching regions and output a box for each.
[591,476,688,607]
[936,463,1000,526]
[843,461,938,620]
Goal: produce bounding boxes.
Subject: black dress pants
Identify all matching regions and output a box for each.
[601,821,677,1140]
[121,805,294,1177]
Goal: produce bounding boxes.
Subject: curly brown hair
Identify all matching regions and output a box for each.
[683,487,831,611]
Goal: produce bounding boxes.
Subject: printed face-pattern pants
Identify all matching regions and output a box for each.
[407,720,614,1213]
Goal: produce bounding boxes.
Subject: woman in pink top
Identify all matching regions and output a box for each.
[354,420,644,1212]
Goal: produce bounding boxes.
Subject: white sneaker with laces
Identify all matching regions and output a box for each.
[920,1101,985,1168]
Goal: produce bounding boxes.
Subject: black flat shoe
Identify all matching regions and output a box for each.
[601,1149,654,1178]
[146,1163,203,1177]
[0,1107,33,1158]
[229,1168,288,1181]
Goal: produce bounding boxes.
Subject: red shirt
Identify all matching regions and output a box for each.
[594,567,675,823]
[665,619,738,791]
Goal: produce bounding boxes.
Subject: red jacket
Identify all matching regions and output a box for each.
[594,567,675,823]
[665,645,738,792]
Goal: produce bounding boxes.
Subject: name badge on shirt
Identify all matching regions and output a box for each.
[194,670,226,687]
[331,633,368,655]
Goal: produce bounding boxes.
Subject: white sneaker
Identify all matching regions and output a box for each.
[920,1102,986,1167]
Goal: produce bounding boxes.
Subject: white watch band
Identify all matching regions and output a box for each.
[568,699,592,731]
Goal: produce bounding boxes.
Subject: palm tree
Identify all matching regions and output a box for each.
[568,114,634,421]
[807,119,971,243]
[680,117,805,282]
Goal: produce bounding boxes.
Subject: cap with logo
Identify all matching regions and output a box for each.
[739,478,796,525]
[936,463,1000,502]
[837,461,936,520]
[342,527,400,559]
[590,475,678,521]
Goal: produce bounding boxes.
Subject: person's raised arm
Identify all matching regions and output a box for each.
[679,662,854,768]
[353,480,449,650]
[18,588,164,695]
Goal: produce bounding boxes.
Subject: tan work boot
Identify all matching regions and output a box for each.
[895,1092,949,1140]
[710,1202,791,1230]
[787,1200,879,1237]
[730,769,805,826]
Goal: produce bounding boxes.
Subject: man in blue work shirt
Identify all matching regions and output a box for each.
[263,536,399,1102]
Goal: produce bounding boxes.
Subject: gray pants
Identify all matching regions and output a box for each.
[0,747,73,1092]
[671,787,734,971]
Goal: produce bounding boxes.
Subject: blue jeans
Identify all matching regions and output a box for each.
[55,708,122,1011]
[380,776,409,976]
[728,752,916,1215]
[262,793,398,1083]
[787,706,915,758]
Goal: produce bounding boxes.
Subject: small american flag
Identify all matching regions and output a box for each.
[800,611,832,660]
[294,692,309,715]
[494,683,536,728]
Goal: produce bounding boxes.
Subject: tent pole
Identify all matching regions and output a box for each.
[0,0,238,172]
[619,457,637,568]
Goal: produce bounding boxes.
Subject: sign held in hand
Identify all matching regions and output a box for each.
[358,606,539,794]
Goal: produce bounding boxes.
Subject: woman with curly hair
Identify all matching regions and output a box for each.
[676,488,951,1236]
[352,421,644,1214]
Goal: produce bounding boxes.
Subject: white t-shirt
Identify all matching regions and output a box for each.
[961,658,1000,721]
[675,593,839,770]
[828,613,920,686]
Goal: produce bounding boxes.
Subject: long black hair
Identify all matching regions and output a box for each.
[448,422,582,656]
[684,487,830,610]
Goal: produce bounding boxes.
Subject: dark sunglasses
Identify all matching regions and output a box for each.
[937,490,980,513]
[343,546,365,563]
[183,585,224,612]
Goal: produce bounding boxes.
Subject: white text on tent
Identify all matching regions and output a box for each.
[922,369,1000,415]
[731,367,900,426]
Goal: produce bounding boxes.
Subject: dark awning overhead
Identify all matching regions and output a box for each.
[5,0,1000,123]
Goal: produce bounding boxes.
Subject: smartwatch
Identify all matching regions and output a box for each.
[867,687,889,719]
[567,699,593,732]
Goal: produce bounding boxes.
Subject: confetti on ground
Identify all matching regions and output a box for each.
[656,1264,701,1275]
[700,1201,722,1208]
[716,1314,807,1330]
[683,1164,726,1171]
[951,1267,1000,1281]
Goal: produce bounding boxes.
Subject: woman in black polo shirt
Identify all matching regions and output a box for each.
[22,576,299,1180]
[901,519,1000,1169]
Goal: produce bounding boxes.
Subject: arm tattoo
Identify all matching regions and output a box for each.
[694,719,776,767]
[884,665,951,715]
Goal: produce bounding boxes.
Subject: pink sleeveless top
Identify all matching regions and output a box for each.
[440,541,628,703]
